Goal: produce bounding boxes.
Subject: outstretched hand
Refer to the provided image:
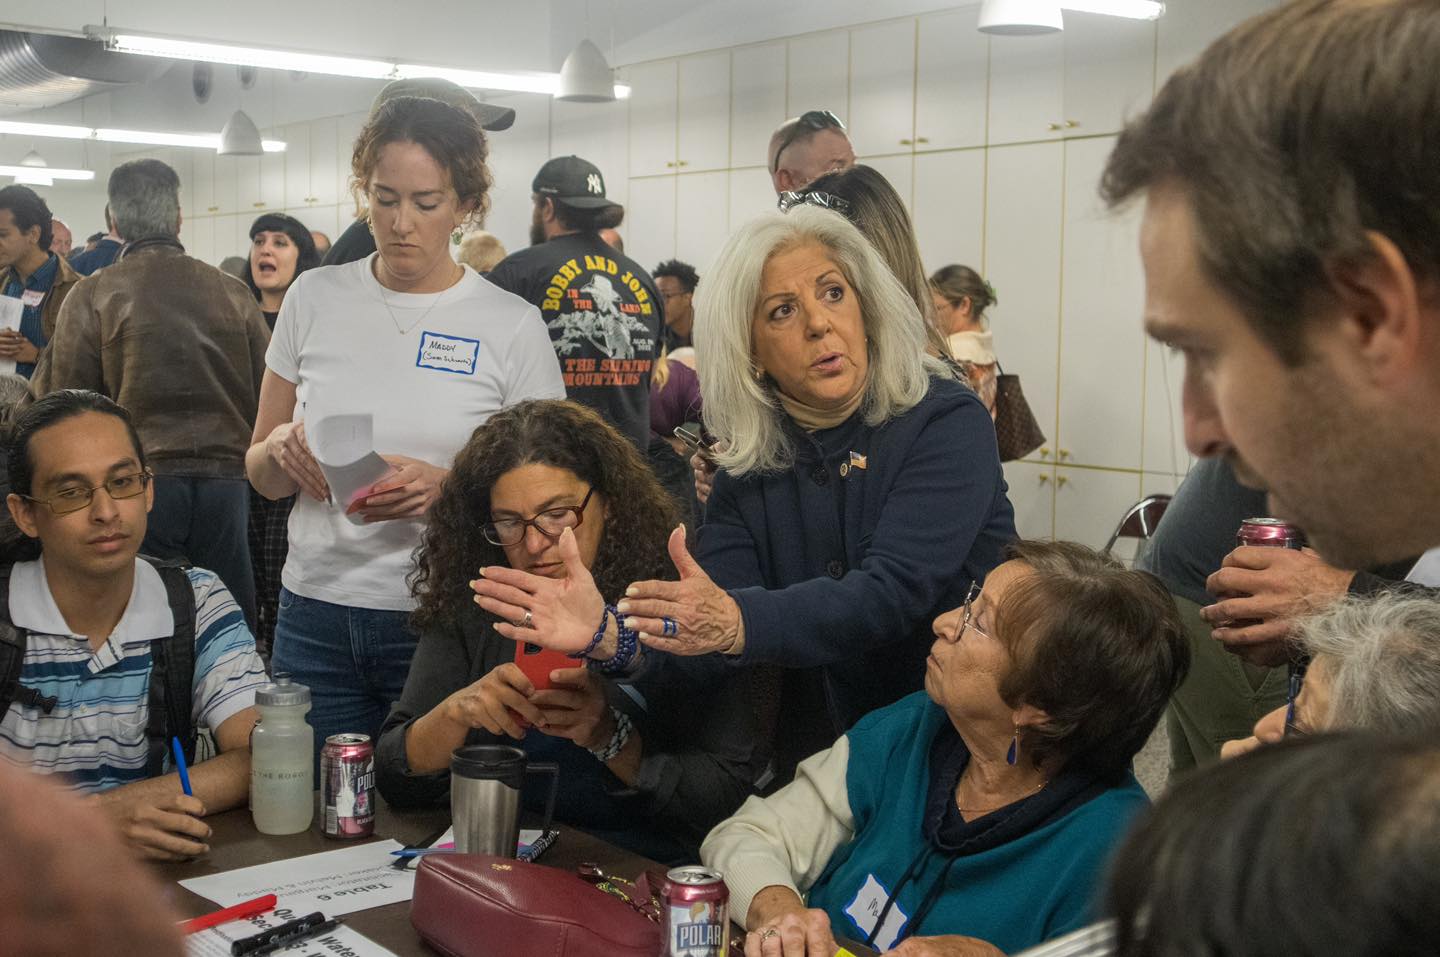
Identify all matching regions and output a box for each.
[471,527,607,655]
[618,526,745,657]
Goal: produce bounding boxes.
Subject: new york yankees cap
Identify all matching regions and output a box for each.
[532,155,619,210]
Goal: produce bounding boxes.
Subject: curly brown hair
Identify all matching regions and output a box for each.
[409,400,681,633]
[350,95,492,228]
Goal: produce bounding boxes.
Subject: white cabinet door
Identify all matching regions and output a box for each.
[786,31,850,119]
[675,172,730,276]
[677,52,730,173]
[628,60,679,178]
[1053,467,1142,551]
[182,213,214,267]
[1142,337,1194,477]
[214,213,244,262]
[1157,0,1278,84]
[985,142,1063,446]
[260,132,285,211]
[282,122,310,208]
[334,111,368,207]
[308,116,339,207]
[1002,461,1055,540]
[912,149,985,278]
[192,151,217,215]
[987,32,1064,146]
[915,8,988,152]
[1057,136,1145,470]
[551,96,630,204]
[862,154,914,213]
[625,177,677,279]
[482,92,553,257]
[728,167,778,235]
[730,42,787,170]
[212,155,240,216]
[1062,12,1156,138]
[235,155,262,215]
[848,19,916,157]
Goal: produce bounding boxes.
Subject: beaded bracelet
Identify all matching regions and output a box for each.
[588,708,633,763]
[590,605,639,675]
[569,604,611,659]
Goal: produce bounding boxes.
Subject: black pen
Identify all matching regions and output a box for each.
[250,918,341,957]
[230,912,337,956]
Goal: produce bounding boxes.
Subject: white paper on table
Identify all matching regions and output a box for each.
[308,414,395,526]
[180,840,415,918]
[0,297,22,376]
[185,909,399,957]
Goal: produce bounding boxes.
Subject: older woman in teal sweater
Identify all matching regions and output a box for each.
[703,541,1189,957]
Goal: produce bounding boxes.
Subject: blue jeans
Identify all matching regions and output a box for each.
[143,475,256,630]
[270,588,417,772]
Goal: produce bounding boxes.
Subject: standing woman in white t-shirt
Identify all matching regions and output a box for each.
[245,96,565,759]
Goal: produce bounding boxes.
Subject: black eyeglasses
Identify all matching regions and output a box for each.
[482,487,594,547]
[23,469,152,516]
[777,189,853,216]
[771,110,847,173]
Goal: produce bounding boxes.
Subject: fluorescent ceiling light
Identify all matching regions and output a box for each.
[94,28,630,99]
[0,165,94,182]
[1061,1,1165,19]
[0,119,284,152]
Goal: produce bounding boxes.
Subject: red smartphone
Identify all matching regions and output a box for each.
[514,641,574,692]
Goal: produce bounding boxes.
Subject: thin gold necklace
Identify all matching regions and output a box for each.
[374,261,462,335]
[955,780,1046,815]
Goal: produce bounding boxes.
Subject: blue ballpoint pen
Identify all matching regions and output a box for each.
[171,735,193,796]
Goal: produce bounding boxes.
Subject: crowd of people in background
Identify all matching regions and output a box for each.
[4,2,1440,955]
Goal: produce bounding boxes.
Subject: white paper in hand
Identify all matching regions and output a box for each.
[0,297,23,376]
[309,414,395,526]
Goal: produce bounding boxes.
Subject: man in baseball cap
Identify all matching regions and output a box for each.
[487,155,661,451]
[322,77,514,266]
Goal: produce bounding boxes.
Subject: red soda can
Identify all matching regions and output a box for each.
[1238,517,1305,550]
[662,866,729,957]
[320,733,375,839]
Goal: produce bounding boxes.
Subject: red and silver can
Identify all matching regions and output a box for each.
[1238,517,1306,550]
[662,866,729,957]
[320,733,375,839]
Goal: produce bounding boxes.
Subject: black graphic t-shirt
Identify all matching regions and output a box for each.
[488,233,661,449]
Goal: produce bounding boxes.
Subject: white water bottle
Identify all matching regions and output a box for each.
[250,674,314,834]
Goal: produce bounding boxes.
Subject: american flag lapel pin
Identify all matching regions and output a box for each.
[848,451,868,471]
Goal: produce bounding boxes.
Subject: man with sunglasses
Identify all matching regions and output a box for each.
[0,390,266,861]
[768,110,856,196]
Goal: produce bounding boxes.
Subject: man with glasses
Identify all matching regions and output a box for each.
[768,110,856,196]
[0,390,266,860]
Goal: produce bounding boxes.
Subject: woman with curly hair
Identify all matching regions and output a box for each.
[375,400,759,861]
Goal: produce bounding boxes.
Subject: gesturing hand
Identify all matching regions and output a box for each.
[264,420,330,502]
[441,662,542,741]
[1201,546,1354,666]
[355,455,448,522]
[94,788,211,861]
[472,527,607,655]
[618,526,744,657]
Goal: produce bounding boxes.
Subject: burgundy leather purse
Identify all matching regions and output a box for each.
[411,853,664,957]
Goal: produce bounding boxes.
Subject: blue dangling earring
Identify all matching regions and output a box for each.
[1006,725,1019,766]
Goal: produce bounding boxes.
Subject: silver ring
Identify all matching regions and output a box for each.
[760,928,779,941]
[519,610,533,629]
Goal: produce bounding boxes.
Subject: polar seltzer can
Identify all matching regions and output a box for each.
[663,866,729,957]
[320,733,375,839]
[1238,517,1305,550]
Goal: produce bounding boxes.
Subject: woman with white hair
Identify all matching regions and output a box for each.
[1223,591,1440,756]
[473,207,1016,776]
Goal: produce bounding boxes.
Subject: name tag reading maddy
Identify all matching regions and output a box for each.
[416,331,480,375]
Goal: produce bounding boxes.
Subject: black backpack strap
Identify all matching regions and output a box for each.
[141,557,197,777]
[0,563,59,718]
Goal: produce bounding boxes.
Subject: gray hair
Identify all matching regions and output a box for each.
[1299,592,1440,733]
[108,159,181,241]
[694,206,943,476]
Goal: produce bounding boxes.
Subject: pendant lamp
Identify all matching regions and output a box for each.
[979,0,1065,35]
[556,39,616,103]
[217,109,264,156]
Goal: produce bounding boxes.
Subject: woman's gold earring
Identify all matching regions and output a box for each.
[452,228,463,245]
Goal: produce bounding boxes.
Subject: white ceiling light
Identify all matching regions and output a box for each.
[556,40,616,103]
[1062,1,1165,18]
[979,0,1064,35]
[91,28,630,100]
[218,110,264,156]
[1,151,94,185]
[0,120,285,153]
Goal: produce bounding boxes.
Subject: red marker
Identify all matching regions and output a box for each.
[179,894,278,934]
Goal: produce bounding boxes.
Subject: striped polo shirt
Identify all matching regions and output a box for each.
[0,558,267,792]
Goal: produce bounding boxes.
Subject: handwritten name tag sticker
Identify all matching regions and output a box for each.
[844,873,908,951]
[20,290,44,308]
[416,331,480,375]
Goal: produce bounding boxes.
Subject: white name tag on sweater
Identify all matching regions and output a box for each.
[845,873,909,951]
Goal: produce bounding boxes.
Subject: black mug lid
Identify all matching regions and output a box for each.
[451,744,527,787]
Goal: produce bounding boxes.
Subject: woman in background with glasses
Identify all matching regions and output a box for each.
[704,541,1189,957]
[375,400,758,863]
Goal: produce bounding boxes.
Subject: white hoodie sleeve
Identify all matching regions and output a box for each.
[700,736,856,925]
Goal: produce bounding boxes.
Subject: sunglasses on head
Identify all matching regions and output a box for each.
[772,110,847,173]
[777,189,853,216]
